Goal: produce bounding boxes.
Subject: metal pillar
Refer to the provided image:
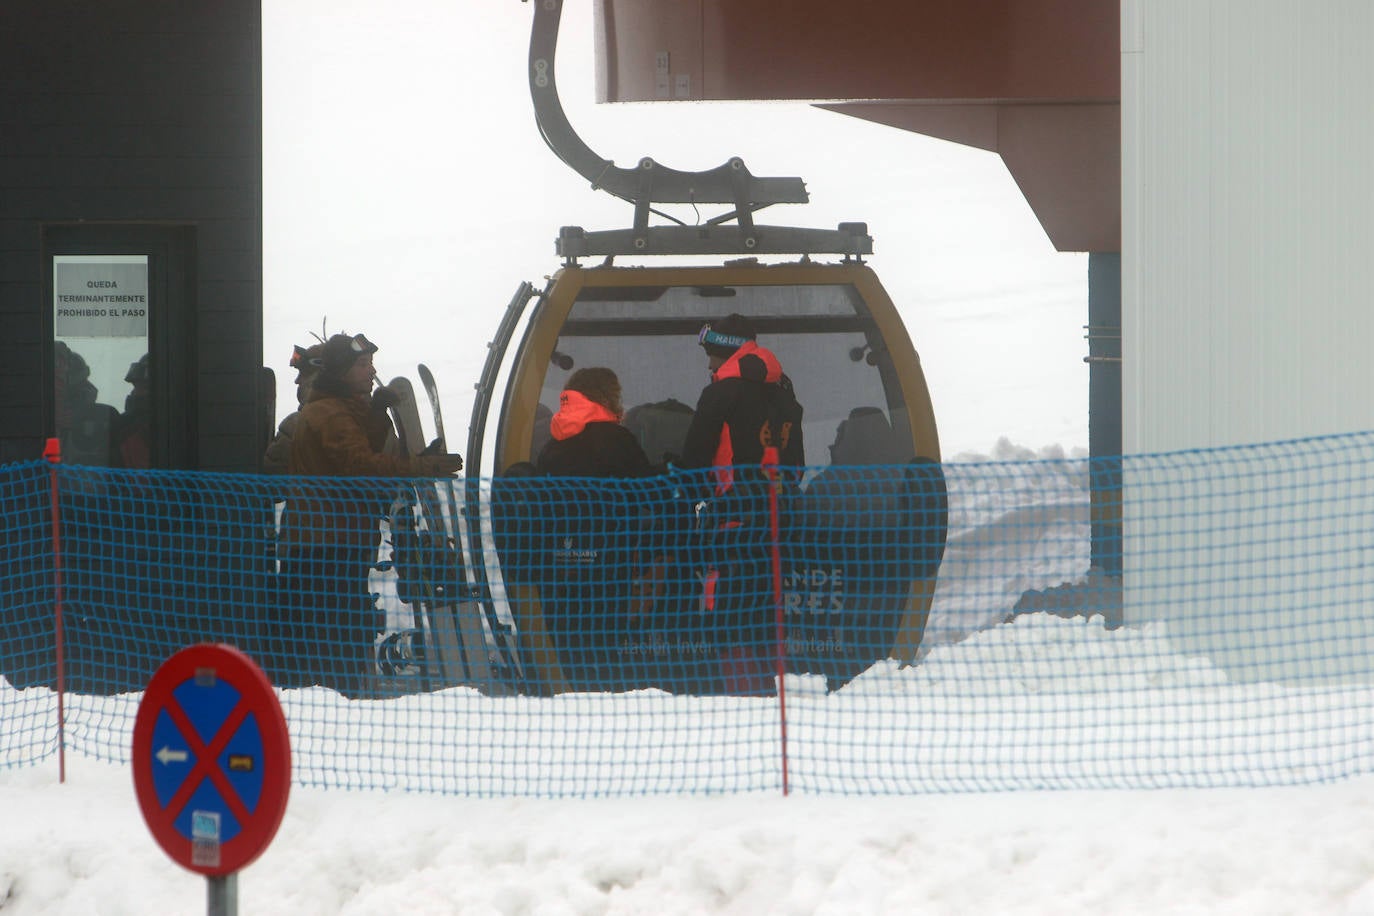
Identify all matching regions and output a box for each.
[1087,252,1122,574]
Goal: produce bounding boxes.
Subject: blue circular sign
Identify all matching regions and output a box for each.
[132,644,290,876]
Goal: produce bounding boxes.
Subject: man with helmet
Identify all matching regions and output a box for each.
[680,314,805,695]
[280,332,462,696]
[262,341,325,474]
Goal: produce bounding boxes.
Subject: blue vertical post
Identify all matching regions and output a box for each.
[1087,253,1122,575]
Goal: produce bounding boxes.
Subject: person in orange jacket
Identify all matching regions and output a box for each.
[680,314,805,696]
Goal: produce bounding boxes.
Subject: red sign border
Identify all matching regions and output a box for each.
[132,644,291,876]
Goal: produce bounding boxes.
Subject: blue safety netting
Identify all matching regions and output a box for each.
[4,433,1374,796]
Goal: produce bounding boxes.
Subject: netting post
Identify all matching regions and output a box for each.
[763,454,790,797]
[42,437,66,783]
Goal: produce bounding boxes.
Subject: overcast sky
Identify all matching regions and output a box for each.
[262,1,1090,461]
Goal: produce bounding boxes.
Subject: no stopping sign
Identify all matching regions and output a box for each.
[132,644,291,876]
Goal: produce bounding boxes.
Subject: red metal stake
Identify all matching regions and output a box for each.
[763,452,789,796]
[42,438,66,783]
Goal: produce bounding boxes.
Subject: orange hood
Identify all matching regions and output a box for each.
[549,389,621,440]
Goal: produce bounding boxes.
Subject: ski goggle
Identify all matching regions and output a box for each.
[290,344,327,372]
[348,333,377,355]
[697,323,750,351]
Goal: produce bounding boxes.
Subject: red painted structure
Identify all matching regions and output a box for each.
[593,0,1119,252]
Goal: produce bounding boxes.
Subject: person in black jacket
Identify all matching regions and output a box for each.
[262,342,324,475]
[680,314,805,695]
[535,368,654,690]
[536,368,652,478]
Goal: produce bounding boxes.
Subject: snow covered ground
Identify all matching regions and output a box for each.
[6,448,1374,912]
[5,651,1374,915]
[7,438,1374,912]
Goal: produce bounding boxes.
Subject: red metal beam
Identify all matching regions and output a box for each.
[595,0,1120,252]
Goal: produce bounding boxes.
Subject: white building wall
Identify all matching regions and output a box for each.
[1123,0,1374,452]
[1121,1,1374,680]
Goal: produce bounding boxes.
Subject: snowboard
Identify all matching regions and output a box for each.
[379,373,502,694]
[379,376,482,693]
[415,363,521,692]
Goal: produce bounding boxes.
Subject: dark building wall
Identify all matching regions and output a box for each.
[0,1,262,471]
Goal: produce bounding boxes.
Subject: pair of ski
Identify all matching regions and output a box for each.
[384,365,497,693]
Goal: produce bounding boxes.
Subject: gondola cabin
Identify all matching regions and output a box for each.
[492,262,938,473]
[468,259,948,694]
[468,1,950,695]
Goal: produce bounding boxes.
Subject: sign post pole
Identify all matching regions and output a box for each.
[132,644,290,916]
[208,875,238,916]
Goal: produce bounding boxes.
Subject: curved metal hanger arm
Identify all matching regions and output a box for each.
[528,0,809,218]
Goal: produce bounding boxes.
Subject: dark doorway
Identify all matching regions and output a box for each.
[42,225,198,469]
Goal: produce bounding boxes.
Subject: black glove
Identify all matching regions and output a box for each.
[415,452,463,477]
[371,385,400,411]
[422,437,446,455]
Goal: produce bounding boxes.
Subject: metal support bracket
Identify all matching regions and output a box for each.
[529,0,870,260]
[557,222,873,263]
